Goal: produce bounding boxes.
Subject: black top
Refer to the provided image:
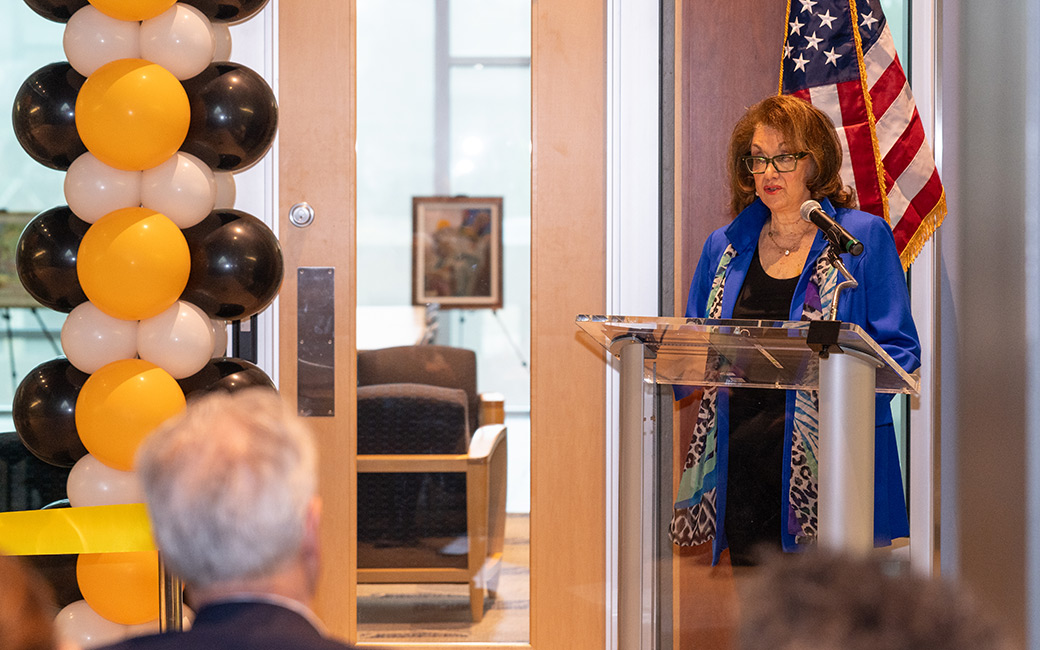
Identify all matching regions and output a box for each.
[731,247,799,319]
[725,248,798,565]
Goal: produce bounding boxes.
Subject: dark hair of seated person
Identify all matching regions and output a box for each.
[0,554,60,650]
[738,549,1015,650]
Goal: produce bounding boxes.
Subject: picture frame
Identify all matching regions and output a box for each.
[0,212,36,308]
[412,196,503,310]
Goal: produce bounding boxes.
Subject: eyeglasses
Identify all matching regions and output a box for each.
[741,151,809,174]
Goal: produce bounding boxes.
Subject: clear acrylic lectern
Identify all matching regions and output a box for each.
[576,314,919,650]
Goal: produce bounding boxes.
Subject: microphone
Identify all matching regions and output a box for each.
[799,200,864,256]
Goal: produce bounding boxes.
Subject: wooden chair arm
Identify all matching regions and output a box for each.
[467,424,506,462]
[478,392,505,425]
[357,454,468,473]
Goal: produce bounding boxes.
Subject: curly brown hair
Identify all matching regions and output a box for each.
[728,94,856,216]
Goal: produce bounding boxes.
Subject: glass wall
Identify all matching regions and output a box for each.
[357,0,530,441]
[356,0,531,642]
[0,5,69,430]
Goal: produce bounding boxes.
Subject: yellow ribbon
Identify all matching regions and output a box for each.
[0,504,155,556]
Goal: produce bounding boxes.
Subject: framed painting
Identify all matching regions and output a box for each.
[412,196,503,310]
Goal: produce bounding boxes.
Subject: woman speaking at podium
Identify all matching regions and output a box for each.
[670,95,920,566]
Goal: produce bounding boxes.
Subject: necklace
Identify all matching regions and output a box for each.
[767,229,797,256]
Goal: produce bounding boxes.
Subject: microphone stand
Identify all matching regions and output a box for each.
[824,245,858,321]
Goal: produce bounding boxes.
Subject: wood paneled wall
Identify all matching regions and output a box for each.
[676,0,787,301]
[530,0,608,648]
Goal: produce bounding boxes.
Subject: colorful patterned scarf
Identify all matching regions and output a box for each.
[670,243,840,547]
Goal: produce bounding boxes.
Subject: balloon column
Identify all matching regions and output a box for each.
[11,0,280,644]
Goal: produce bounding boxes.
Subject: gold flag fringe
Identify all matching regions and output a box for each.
[778,0,794,95]
[899,190,947,271]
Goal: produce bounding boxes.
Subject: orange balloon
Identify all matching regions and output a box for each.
[75,359,186,472]
[88,0,176,22]
[77,551,161,625]
[75,59,189,171]
[77,207,190,321]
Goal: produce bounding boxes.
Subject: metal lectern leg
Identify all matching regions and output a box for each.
[617,340,647,650]
[159,556,183,632]
[817,349,877,555]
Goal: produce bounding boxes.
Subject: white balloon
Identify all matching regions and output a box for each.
[64,153,143,224]
[138,301,216,379]
[212,21,232,61]
[61,302,139,374]
[67,454,145,507]
[63,5,141,77]
[213,172,237,209]
[211,320,229,358]
[140,3,215,80]
[55,600,131,650]
[141,152,217,229]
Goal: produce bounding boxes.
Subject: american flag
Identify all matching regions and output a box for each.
[780,0,945,269]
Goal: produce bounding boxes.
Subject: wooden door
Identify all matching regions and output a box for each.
[277,1,358,640]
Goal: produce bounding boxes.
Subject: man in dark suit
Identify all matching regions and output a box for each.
[99,388,360,650]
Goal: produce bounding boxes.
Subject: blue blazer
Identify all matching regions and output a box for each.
[97,600,361,650]
[684,197,921,564]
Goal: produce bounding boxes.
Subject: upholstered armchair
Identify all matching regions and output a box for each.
[0,430,70,512]
[356,345,507,622]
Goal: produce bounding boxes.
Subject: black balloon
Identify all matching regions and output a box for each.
[180,62,278,171]
[13,358,90,468]
[17,206,89,313]
[180,0,269,23]
[22,0,88,22]
[11,62,87,170]
[180,209,284,320]
[177,357,277,398]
